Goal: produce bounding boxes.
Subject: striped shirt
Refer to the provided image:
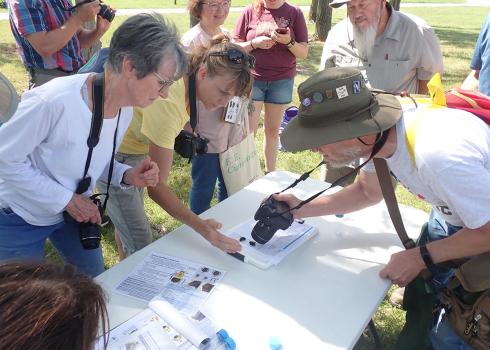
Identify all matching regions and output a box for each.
[8,0,85,72]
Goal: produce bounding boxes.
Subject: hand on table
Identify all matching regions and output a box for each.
[200,218,241,253]
[379,248,426,287]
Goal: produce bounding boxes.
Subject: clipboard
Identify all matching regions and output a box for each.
[225,218,318,269]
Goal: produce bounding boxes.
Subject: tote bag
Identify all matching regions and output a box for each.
[219,98,261,195]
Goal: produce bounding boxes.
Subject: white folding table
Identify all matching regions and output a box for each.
[96,171,427,350]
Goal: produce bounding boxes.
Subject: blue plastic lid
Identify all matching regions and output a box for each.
[268,336,282,350]
[224,337,236,350]
[216,329,229,341]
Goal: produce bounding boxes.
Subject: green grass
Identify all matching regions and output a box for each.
[0,7,483,349]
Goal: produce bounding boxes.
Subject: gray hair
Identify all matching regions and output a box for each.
[107,13,187,80]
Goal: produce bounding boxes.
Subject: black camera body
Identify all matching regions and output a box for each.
[63,192,104,250]
[174,130,209,160]
[251,197,294,244]
[74,0,115,22]
[98,3,115,22]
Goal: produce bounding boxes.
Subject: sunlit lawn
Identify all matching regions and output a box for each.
[0,6,484,349]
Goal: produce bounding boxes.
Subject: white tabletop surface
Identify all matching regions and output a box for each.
[96,171,427,350]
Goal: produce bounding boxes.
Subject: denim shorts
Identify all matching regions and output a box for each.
[251,78,294,104]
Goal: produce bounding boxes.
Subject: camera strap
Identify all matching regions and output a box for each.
[79,72,121,213]
[274,129,390,213]
[188,73,198,132]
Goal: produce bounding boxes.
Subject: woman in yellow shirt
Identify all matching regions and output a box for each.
[103,35,254,258]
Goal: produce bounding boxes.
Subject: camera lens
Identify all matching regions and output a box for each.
[98,4,115,22]
[79,223,101,250]
[251,221,277,244]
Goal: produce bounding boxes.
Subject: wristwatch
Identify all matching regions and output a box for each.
[286,39,295,48]
[419,244,435,268]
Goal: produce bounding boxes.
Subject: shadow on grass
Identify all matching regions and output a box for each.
[434,26,479,51]
[0,42,19,65]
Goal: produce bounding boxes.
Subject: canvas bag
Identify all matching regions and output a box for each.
[438,253,490,350]
[219,98,261,195]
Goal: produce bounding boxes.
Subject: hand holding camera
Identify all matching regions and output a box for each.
[65,193,102,225]
[72,0,116,23]
[251,197,294,244]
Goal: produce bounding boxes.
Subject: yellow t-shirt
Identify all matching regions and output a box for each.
[118,79,188,154]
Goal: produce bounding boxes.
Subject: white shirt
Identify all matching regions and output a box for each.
[0,74,133,226]
[363,106,490,229]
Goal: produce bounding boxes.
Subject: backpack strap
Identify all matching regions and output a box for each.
[449,90,481,110]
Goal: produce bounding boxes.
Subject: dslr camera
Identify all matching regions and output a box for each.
[74,0,115,22]
[98,2,115,22]
[251,197,294,244]
[174,130,209,160]
[63,176,107,250]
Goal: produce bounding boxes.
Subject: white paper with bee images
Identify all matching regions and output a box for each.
[94,304,217,350]
[113,253,226,315]
[226,218,318,268]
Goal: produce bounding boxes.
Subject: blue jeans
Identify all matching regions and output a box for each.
[0,207,104,277]
[427,210,473,350]
[190,153,228,215]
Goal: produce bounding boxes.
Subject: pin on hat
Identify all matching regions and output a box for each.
[280,67,402,152]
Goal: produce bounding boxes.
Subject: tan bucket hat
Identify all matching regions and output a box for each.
[329,0,351,8]
[0,72,19,123]
[280,67,402,152]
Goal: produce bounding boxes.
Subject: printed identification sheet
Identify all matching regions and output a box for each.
[114,253,226,314]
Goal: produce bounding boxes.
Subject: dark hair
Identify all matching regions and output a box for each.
[187,33,253,97]
[107,13,187,80]
[187,0,203,19]
[0,262,109,350]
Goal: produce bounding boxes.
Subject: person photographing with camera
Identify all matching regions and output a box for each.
[0,13,185,277]
[8,0,114,89]
[102,34,253,259]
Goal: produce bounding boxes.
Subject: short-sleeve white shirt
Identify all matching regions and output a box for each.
[363,107,490,229]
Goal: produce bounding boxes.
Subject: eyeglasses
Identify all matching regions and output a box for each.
[153,72,174,93]
[209,49,256,69]
[202,0,231,11]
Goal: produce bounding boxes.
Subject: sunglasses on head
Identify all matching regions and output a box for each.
[209,49,256,69]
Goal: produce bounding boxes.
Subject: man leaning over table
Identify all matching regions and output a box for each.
[318,0,442,185]
[276,67,490,349]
